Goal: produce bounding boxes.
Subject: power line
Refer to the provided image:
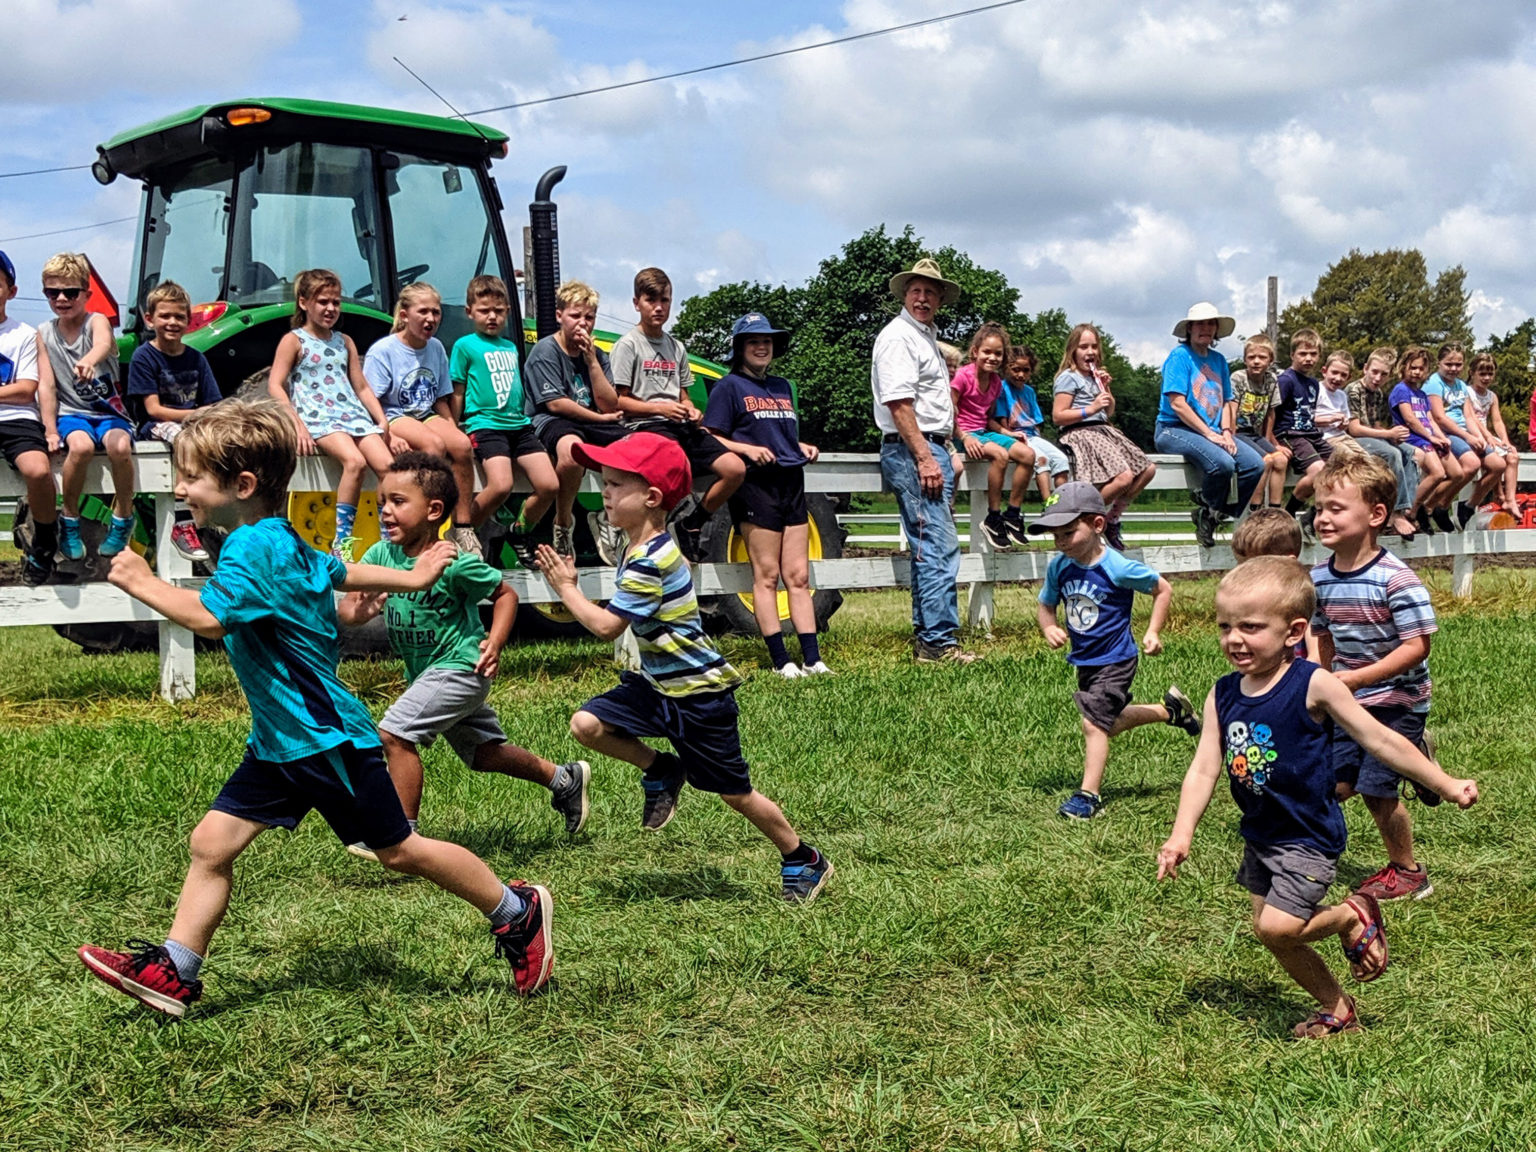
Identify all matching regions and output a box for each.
[0,215,136,244]
[0,163,90,180]
[463,0,1031,117]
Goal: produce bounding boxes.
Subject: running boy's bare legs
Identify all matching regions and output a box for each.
[1080,703,1169,795]
[379,729,556,821]
[570,710,658,770]
[720,790,800,854]
[166,811,269,955]
[1250,894,1375,1018]
[1360,793,1418,870]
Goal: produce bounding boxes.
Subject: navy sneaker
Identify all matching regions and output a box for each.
[550,760,591,834]
[1058,789,1104,820]
[1103,518,1126,551]
[1164,685,1202,736]
[641,755,684,831]
[21,548,53,586]
[982,512,1011,550]
[781,850,834,905]
[1001,509,1030,546]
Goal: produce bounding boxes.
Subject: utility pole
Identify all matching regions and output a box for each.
[1266,276,1279,348]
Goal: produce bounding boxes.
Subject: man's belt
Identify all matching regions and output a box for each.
[883,432,948,446]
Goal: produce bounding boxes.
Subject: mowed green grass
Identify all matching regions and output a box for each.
[3,568,1536,1151]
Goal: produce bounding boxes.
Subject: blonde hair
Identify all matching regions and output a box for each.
[173,398,294,510]
[1219,556,1316,627]
[1231,508,1303,561]
[1057,324,1103,376]
[1290,328,1322,351]
[392,282,441,333]
[1243,335,1275,359]
[937,341,962,372]
[41,252,91,287]
[1367,345,1397,369]
[1325,350,1355,373]
[143,280,191,318]
[1315,450,1396,515]
[555,279,599,312]
[291,268,342,328]
[1469,352,1497,379]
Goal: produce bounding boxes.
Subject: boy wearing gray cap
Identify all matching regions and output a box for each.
[1031,482,1201,819]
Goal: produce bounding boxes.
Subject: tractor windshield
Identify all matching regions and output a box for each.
[140,158,234,309]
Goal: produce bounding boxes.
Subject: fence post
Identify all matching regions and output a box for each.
[1453,537,1476,599]
[154,490,197,700]
[963,460,995,635]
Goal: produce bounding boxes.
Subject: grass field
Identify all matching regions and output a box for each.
[4,568,1536,1150]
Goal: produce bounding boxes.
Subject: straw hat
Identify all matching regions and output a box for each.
[1172,301,1236,340]
[889,258,961,306]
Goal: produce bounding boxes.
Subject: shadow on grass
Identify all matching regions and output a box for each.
[179,945,449,1021]
[1164,975,1309,1037]
[594,865,755,904]
[423,823,567,860]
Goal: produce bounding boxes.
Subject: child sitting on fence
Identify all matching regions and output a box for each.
[1230,335,1288,513]
[79,399,555,1016]
[1030,481,1200,821]
[1269,329,1329,539]
[991,344,1070,504]
[952,322,1035,549]
[1345,346,1421,541]
[337,451,590,859]
[1389,345,1461,536]
[127,279,222,562]
[0,249,62,585]
[1158,555,1477,1038]
[268,268,400,560]
[1465,353,1520,515]
[37,252,136,561]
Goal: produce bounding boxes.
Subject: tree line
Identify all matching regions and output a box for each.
[674,229,1533,453]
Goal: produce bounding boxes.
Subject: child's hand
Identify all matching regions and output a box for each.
[386,432,408,457]
[739,443,776,466]
[800,443,820,463]
[1156,840,1189,880]
[534,544,578,591]
[473,637,502,678]
[1441,777,1479,809]
[45,431,63,454]
[357,591,387,619]
[413,540,457,582]
[73,359,97,384]
[658,400,692,423]
[1042,623,1069,649]
[295,425,317,457]
[1142,629,1163,655]
[107,548,154,593]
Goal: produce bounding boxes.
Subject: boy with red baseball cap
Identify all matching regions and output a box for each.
[535,432,832,904]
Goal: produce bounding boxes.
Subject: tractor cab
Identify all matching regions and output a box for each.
[94,98,518,388]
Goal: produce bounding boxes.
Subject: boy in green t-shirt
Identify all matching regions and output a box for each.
[451,275,558,565]
[338,451,588,858]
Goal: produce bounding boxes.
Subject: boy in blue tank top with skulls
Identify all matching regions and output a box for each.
[1030,482,1201,821]
[1158,557,1478,1038]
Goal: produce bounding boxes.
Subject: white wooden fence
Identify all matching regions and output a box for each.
[3,444,1534,700]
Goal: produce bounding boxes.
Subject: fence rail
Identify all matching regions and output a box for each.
[3,445,1534,700]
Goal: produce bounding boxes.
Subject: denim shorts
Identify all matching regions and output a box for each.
[1334,705,1426,798]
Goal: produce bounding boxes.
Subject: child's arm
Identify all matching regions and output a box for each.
[1304,628,1322,663]
[336,590,386,627]
[474,582,519,677]
[1332,634,1429,695]
[533,544,629,641]
[430,395,460,426]
[1156,689,1225,878]
[1036,601,1068,649]
[617,386,691,423]
[75,313,115,382]
[702,427,775,465]
[107,550,226,638]
[340,540,456,593]
[143,394,196,423]
[35,342,61,452]
[1142,576,1172,655]
[1309,670,1477,806]
[1395,398,1444,446]
[266,333,318,455]
[343,336,400,453]
[1426,392,1462,439]
[450,381,467,427]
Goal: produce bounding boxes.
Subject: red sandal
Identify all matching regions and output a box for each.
[1342,893,1389,982]
[1293,996,1362,1039]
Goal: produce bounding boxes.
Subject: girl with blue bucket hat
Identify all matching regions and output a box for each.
[701,315,831,677]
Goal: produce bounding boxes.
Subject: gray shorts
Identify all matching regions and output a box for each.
[379,666,505,766]
[1235,841,1338,921]
[1073,656,1138,734]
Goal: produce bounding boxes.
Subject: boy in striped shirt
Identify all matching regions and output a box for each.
[535,432,832,904]
[1310,452,1439,902]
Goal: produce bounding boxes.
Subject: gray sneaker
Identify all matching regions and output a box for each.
[914,640,979,665]
[448,525,482,556]
[588,510,628,565]
[550,760,591,834]
[640,753,684,831]
[552,521,576,558]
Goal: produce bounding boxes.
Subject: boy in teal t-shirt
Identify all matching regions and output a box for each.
[340,450,590,854]
[451,275,558,565]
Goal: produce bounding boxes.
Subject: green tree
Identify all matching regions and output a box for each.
[1278,248,1473,366]
[670,281,806,367]
[1483,319,1535,449]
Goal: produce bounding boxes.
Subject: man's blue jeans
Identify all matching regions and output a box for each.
[1154,424,1265,516]
[881,441,960,648]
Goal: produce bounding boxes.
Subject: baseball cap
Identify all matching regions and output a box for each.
[0,250,15,287]
[1027,481,1108,534]
[571,431,693,511]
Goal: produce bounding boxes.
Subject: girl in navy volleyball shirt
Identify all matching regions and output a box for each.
[702,314,829,678]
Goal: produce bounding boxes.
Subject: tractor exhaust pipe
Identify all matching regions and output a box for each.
[529,166,566,340]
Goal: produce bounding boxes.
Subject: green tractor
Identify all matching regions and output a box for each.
[38,97,842,645]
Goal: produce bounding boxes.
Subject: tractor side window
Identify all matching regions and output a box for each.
[142,160,233,314]
[230,142,386,309]
[386,156,502,347]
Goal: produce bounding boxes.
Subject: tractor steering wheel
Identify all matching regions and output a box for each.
[396,264,431,291]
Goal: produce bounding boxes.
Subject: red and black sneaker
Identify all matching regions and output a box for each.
[78,939,203,1018]
[491,881,553,996]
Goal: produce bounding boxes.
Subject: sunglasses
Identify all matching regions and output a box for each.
[43,286,87,301]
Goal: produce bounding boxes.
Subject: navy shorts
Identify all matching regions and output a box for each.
[211,741,413,851]
[470,426,547,463]
[1073,656,1139,734]
[1334,705,1426,799]
[0,421,48,469]
[580,672,751,794]
[535,415,629,456]
[729,464,808,531]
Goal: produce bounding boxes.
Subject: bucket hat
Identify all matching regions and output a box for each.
[1173,301,1236,341]
[722,312,789,365]
[889,258,961,306]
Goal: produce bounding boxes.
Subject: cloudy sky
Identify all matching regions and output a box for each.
[5,0,1536,365]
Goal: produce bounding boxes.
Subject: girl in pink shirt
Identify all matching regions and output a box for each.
[952,322,1036,548]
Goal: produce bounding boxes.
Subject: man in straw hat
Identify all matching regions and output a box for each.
[871,258,976,664]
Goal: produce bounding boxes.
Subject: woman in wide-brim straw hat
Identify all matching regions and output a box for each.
[701,313,831,677]
[1153,302,1265,549]
[1050,323,1157,552]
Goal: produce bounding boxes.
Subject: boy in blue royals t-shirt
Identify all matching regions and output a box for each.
[77,400,556,1016]
[1159,556,1476,1038]
[1029,482,1201,820]
[534,431,832,904]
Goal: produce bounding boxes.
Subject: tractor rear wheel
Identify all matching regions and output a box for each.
[698,493,846,636]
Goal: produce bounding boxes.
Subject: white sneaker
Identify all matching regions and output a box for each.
[552,521,575,558]
[802,661,834,675]
[775,663,808,679]
[346,842,380,863]
[588,509,628,565]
